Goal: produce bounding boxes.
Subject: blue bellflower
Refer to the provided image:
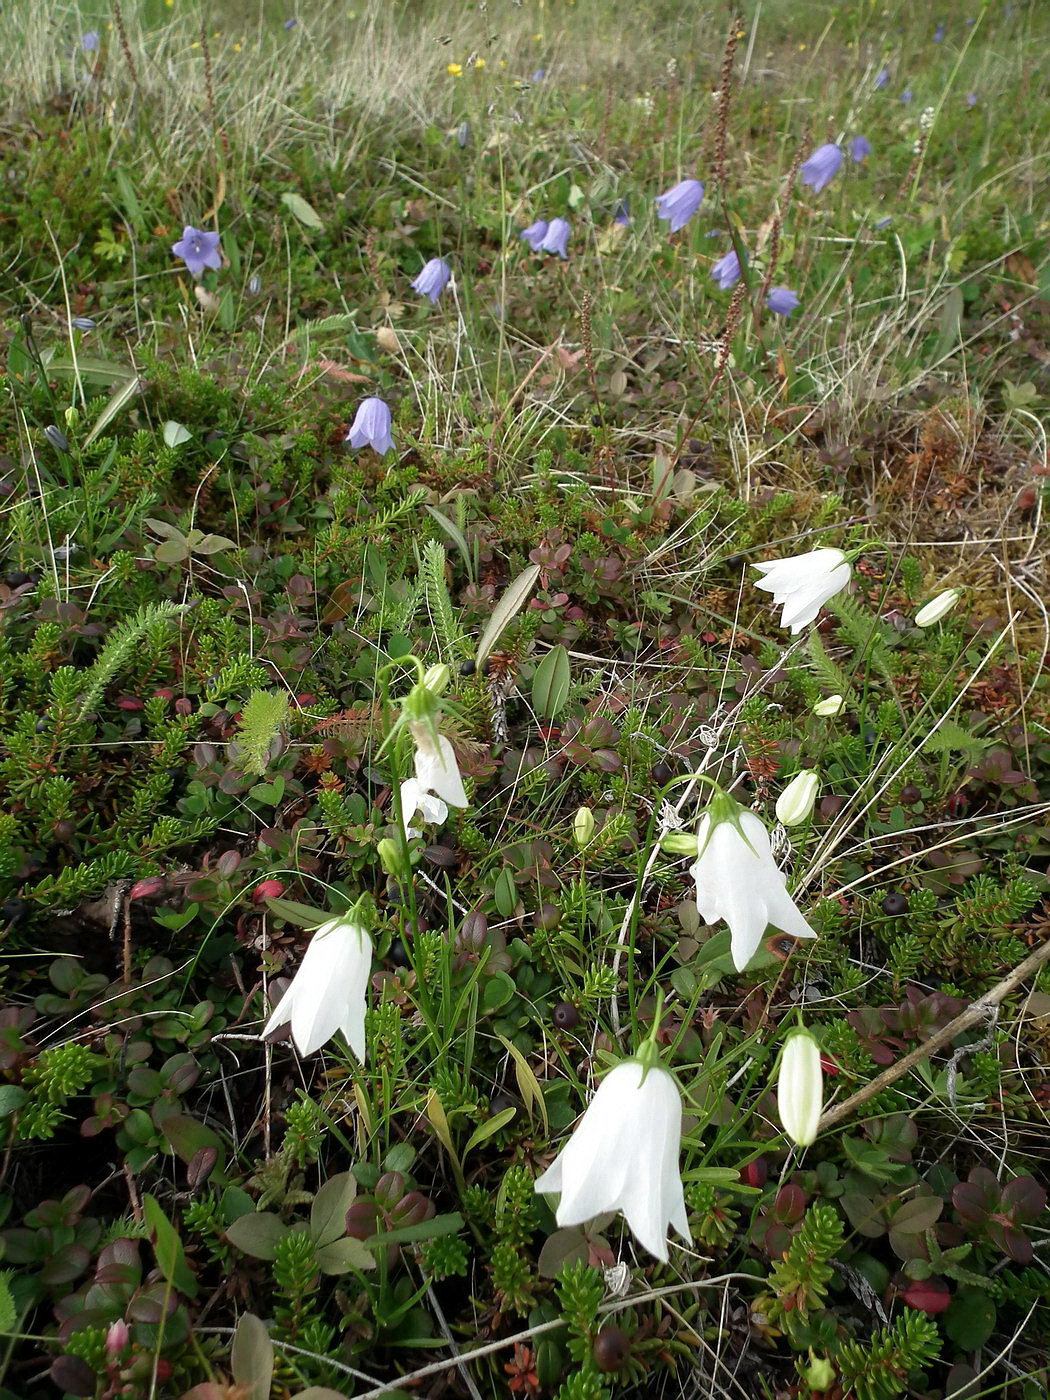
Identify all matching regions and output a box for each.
[171,227,222,279]
[766,287,800,317]
[850,135,871,162]
[345,398,395,455]
[654,179,704,233]
[81,30,100,52]
[540,218,570,258]
[411,257,451,304]
[800,144,844,195]
[874,68,889,90]
[933,23,945,42]
[710,248,744,290]
[901,88,912,103]
[519,219,549,251]
[613,198,630,227]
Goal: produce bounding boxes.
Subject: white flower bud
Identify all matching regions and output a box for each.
[422,663,451,694]
[572,807,595,848]
[775,770,819,827]
[777,1028,824,1147]
[914,588,961,628]
[812,694,844,717]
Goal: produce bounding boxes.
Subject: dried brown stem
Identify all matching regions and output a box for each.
[818,937,1050,1133]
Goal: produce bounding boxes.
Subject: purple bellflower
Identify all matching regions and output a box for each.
[519,219,549,251]
[800,144,844,195]
[411,257,451,304]
[345,398,395,455]
[171,227,222,279]
[766,287,800,317]
[655,179,704,233]
[901,88,912,103]
[613,198,630,227]
[531,68,545,82]
[81,30,100,52]
[711,248,744,290]
[874,215,893,230]
[850,135,871,162]
[966,91,977,107]
[874,68,889,90]
[933,23,945,42]
[540,218,570,258]
[284,17,297,28]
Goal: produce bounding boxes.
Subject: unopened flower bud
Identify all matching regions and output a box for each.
[423,663,451,694]
[914,587,961,627]
[812,694,844,717]
[377,837,407,878]
[775,770,819,827]
[661,832,699,857]
[105,1319,130,1355]
[572,807,595,848]
[799,1352,836,1391]
[777,1027,824,1147]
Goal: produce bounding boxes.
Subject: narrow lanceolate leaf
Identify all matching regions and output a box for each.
[475,564,541,667]
[82,374,143,447]
[281,191,324,230]
[532,644,571,718]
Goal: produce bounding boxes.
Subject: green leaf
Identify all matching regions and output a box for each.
[0,1271,17,1333]
[264,896,332,928]
[932,285,963,364]
[314,1236,376,1274]
[496,1034,549,1134]
[531,645,571,718]
[225,1212,290,1260]
[0,1087,27,1118]
[281,191,324,230]
[233,690,289,777]
[230,1312,274,1400]
[310,1171,358,1250]
[192,532,237,555]
[463,1108,516,1157]
[944,1288,996,1350]
[142,1194,199,1298]
[367,1212,464,1248]
[476,565,541,667]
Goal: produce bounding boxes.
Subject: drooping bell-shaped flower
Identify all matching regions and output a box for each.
[345,397,395,455]
[540,218,571,258]
[396,664,468,809]
[777,1026,824,1147]
[534,1055,691,1262]
[711,248,744,290]
[411,257,451,304]
[752,546,851,633]
[613,198,630,227]
[654,179,704,233]
[171,226,222,279]
[263,913,372,1059]
[399,777,449,838]
[691,795,818,971]
[765,286,800,317]
[849,135,871,162]
[874,68,890,90]
[519,219,549,251]
[799,144,844,195]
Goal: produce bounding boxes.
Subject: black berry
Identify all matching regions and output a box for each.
[881,892,908,916]
[552,1002,579,1030]
[651,761,673,785]
[593,1326,631,1373]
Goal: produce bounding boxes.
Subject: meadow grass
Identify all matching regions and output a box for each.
[1,1,1049,1397]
